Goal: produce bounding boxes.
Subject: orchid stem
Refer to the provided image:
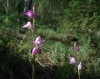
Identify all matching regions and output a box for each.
[78,70,80,79]
[32,55,35,79]
[32,64,34,79]
[30,27,34,41]
[32,9,35,79]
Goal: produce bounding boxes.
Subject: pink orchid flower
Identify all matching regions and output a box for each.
[25,10,35,18]
[22,22,34,29]
[33,36,45,45]
[75,45,80,51]
[69,57,76,64]
[32,46,39,55]
[78,62,82,70]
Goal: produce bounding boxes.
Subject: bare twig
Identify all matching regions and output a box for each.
[35,59,45,67]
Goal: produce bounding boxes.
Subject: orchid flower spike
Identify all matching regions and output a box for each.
[33,36,45,45]
[69,57,76,64]
[25,10,35,18]
[78,62,82,70]
[22,21,34,29]
[32,46,39,55]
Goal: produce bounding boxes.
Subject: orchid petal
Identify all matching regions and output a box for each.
[25,10,35,18]
[78,62,82,70]
[33,36,45,45]
[32,46,39,55]
[75,45,80,51]
[22,22,31,29]
[69,57,76,64]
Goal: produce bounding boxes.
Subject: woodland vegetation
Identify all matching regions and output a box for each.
[0,0,100,79]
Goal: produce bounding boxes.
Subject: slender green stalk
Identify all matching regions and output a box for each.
[30,25,34,41]
[32,8,35,79]
[78,70,80,79]
[31,26,35,79]
[32,64,34,79]
[32,55,35,79]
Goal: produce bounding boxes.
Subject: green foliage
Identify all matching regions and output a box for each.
[1,0,100,79]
